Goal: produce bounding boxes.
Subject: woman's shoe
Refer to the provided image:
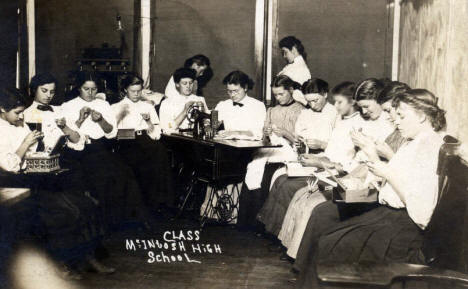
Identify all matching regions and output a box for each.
[87,256,116,274]
[279,252,294,263]
[268,243,284,253]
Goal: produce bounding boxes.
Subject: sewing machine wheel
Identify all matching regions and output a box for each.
[186,105,197,123]
[215,193,234,223]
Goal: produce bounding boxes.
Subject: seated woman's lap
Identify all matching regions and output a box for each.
[317,206,424,263]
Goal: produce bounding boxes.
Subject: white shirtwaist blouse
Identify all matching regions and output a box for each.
[111,97,161,140]
[378,128,443,229]
[214,95,266,139]
[278,55,311,105]
[323,112,365,172]
[159,92,208,133]
[24,101,86,151]
[0,118,37,172]
[60,97,118,140]
[294,102,337,144]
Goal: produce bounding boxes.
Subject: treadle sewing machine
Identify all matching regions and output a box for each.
[162,104,280,227]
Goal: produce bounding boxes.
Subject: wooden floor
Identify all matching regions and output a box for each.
[79,216,295,289]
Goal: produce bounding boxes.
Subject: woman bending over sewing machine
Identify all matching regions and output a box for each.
[213,70,266,140]
[159,67,208,133]
[0,87,114,279]
[112,73,175,211]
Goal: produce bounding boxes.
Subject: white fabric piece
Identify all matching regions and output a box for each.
[244,134,297,190]
[164,76,179,99]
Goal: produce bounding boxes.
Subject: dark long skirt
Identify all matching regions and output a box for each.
[293,200,378,273]
[237,163,285,229]
[64,139,148,229]
[257,174,308,236]
[1,170,103,266]
[296,204,425,289]
[36,191,103,264]
[116,134,175,209]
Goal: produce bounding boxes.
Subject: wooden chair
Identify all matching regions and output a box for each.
[317,135,468,288]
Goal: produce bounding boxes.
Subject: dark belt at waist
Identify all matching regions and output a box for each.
[85,138,111,151]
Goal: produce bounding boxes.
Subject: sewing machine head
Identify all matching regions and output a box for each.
[186,104,217,139]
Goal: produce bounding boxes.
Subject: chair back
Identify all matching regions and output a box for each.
[424,135,468,272]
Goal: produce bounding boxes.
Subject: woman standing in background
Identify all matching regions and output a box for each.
[277,36,311,106]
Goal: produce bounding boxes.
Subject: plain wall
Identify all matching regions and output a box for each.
[0,1,19,87]
[398,0,468,144]
[35,0,134,102]
[272,0,391,92]
[150,0,257,108]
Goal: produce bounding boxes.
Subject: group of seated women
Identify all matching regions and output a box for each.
[0,70,177,280]
[0,50,275,281]
[0,33,449,288]
[234,75,447,289]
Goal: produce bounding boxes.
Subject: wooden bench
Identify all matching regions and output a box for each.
[317,135,468,287]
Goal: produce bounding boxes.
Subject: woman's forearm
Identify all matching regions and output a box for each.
[146,120,155,133]
[174,110,187,128]
[15,141,31,160]
[61,126,80,143]
[282,131,296,144]
[98,118,113,133]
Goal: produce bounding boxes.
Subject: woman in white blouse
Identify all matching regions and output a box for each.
[296,89,447,288]
[61,71,149,230]
[0,87,114,278]
[112,73,174,211]
[159,67,208,133]
[164,54,212,98]
[277,82,364,261]
[214,70,266,139]
[277,36,311,105]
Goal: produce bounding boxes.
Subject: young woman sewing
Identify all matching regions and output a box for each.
[214,70,266,139]
[0,87,114,279]
[256,78,337,240]
[112,73,175,213]
[293,79,411,278]
[238,75,304,231]
[60,71,149,230]
[296,89,446,288]
[277,81,365,262]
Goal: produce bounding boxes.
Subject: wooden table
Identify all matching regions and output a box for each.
[162,133,281,226]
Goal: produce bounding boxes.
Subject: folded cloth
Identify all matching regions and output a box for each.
[244,135,297,190]
[213,131,262,141]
